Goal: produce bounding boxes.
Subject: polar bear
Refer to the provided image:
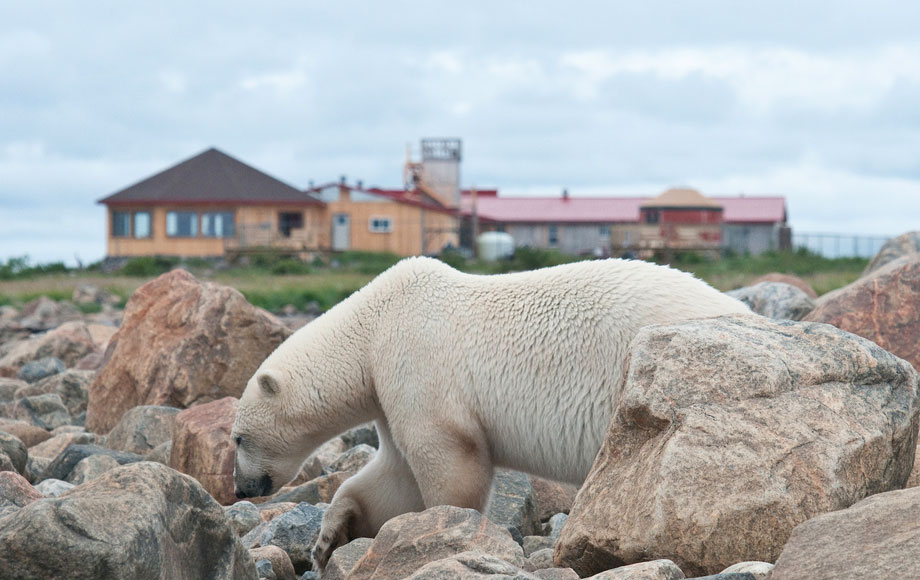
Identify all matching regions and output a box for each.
[231,257,749,573]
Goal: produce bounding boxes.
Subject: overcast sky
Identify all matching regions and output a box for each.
[2,1,919,265]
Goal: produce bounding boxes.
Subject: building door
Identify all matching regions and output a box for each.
[332,213,350,251]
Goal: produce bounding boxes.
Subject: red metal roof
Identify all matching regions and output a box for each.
[711,196,787,224]
[460,194,786,225]
[461,195,646,223]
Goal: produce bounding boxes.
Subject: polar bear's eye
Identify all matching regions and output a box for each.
[234,435,243,446]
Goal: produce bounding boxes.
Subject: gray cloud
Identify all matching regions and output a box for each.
[2,1,919,264]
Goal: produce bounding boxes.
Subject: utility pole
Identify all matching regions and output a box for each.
[471,186,479,258]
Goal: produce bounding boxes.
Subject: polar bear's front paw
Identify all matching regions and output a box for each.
[312,498,358,576]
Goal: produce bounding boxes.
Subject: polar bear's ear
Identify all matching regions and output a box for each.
[257,370,282,397]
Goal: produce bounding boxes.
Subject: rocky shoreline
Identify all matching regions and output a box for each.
[2,235,920,579]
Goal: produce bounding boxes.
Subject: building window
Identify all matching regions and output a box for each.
[202,211,235,238]
[599,225,611,239]
[548,225,559,246]
[112,212,131,237]
[133,211,152,238]
[645,210,660,224]
[166,211,198,237]
[369,216,393,233]
[279,212,303,238]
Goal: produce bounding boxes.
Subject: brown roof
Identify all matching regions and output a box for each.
[641,187,722,209]
[98,148,323,207]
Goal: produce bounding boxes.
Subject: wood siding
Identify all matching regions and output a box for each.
[324,192,458,256]
[106,205,325,257]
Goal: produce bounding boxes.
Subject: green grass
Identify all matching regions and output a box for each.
[661,249,868,294]
[0,248,870,314]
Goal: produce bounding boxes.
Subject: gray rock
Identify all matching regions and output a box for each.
[104,405,179,455]
[0,452,14,474]
[527,547,556,570]
[557,315,920,577]
[0,471,42,520]
[0,462,258,579]
[34,478,74,497]
[340,423,379,449]
[225,500,263,537]
[25,456,51,484]
[587,559,686,579]
[0,305,18,323]
[523,535,555,557]
[145,440,172,465]
[16,356,66,383]
[72,284,119,306]
[771,485,920,580]
[269,471,349,505]
[18,296,82,331]
[685,575,754,580]
[864,231,920,275]
[487,468,542,538]
[0,378,27,402]
[325,443,375,475]
[34,368,94,417]
[719,561,772,579]
[347,506,525,580]
[321,537,373,580]
[0,431,27,475]
[242,502,324,574]
[68,453,121,485]
[256,558,276,580]
[42,444,145,482]
[544,513,568,542]
[405,550,539,579]
[12,393,71,430]
[300,573,318,580]
[726,282,816,320]
[533,569,580,580]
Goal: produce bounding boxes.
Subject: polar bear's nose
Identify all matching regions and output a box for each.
[235,473,273,499]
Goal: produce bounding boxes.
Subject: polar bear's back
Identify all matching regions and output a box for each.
[371,258,748,484]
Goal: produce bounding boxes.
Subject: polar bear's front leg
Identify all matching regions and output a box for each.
[405,425,495,512]
[312,423,424,575]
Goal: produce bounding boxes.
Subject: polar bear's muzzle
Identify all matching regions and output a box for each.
[234,472,273,499]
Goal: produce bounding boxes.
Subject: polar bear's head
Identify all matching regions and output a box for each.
[231,367,312,499]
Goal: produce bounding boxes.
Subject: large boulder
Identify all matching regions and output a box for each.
[0,321,99,376]
[805,255,920,372]
[85,269,291,433]
[0,461,258,579]
[348,505,526,580]
[169,396,238,504]
[726,282,815,321]
[863,231,920,275]
[556,315,920,577]
[770,486,920,579]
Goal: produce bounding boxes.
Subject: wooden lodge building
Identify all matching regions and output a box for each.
[97,148,459,260]
[98,147,789,261]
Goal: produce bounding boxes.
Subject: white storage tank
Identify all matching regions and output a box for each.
[477,231,514,261]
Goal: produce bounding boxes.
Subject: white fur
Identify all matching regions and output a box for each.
[231,257,750,573]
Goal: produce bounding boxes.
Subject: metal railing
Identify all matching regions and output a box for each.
[793,232,890,258]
